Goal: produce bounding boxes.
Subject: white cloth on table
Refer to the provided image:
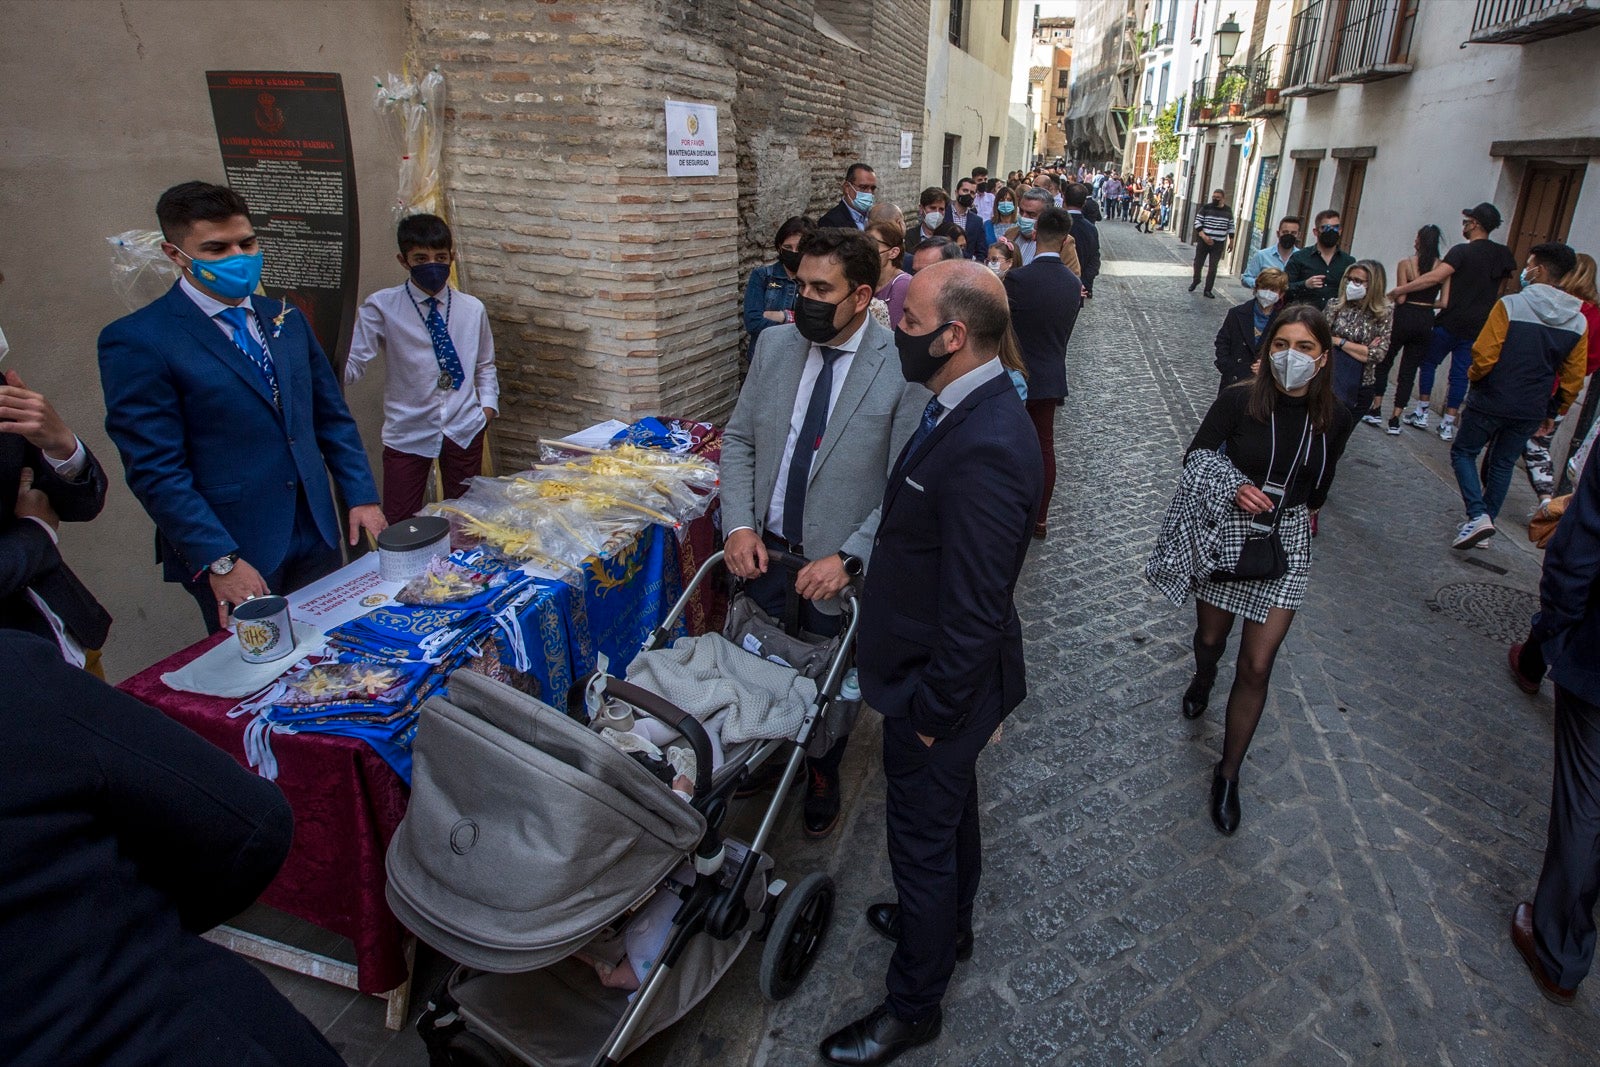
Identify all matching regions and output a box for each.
[624,633,817,745]
[160,621,325,698]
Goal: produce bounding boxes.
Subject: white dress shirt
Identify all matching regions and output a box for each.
[23,439,91,666]
[345,281,500,457]
[735,317,869,538]
[932,358,1005,424]
[974,191,995,219]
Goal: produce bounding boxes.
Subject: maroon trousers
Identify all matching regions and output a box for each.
[1025,399,1059,528]
[380,429,486,524]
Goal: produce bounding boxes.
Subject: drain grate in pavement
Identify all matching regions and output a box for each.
[1428,581,1539,642]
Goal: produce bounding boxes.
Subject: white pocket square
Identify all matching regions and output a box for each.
[905,478,925,492]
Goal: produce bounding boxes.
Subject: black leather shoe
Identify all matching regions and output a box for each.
[1181,672,1215,720]
[819,1004,942,1066]
[804,766,842,838]
[1210,767,1240,835]
[1188,281,1200,292]
[1511,901,1576,1005]
[865,902,973,962]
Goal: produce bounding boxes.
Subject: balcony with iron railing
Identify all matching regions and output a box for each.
[1244,46,1286,114]
[1282,0,1337,96]
[1326,0,1418,83]
[1469,0,1600,42]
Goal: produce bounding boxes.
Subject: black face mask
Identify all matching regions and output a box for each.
[894,321,954,384]
[777,248,803,273]
[1317,226,1341,248]
[794,294,846,344]
[1278,232,1298,249]
[957,194,974,209]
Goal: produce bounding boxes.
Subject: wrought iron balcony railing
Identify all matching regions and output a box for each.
[1469,0,1600,43]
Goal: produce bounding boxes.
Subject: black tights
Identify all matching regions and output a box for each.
[1192,600,1297,779]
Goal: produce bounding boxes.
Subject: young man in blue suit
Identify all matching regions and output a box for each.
[99,182,385,633]
[820,260,1041,1066]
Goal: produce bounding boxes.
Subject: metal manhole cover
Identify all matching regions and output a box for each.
[1428,582,1539,643]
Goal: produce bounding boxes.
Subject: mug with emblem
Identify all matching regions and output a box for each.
[233,594,295,663]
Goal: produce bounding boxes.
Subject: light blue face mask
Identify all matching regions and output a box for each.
[180,247,263,300]
[1520,267,1535,289]
[997,201,1015,215]
[853,190,876,213]
[1017,217,1036,237]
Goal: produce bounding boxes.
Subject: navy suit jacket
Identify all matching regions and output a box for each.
[1538,441,1600,705]
[98,282,378,580]
[856,372,1042,738]
[1004,254,1083,401]
[817,200,862,230]
[1069,212,1101,294]
[1213,300,1279,382]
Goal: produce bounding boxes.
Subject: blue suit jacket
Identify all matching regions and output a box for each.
[1004,255,1083,401]
[98,282,378,580]
[1538,441,1600,706]
[855,373,1042,738]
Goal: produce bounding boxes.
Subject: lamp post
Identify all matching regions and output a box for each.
[1215,15,1241,65]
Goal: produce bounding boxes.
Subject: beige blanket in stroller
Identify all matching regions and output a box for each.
[624,633,818,745]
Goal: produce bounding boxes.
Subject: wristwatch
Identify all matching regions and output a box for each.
[210,551,240,576]
[837,551,863,577]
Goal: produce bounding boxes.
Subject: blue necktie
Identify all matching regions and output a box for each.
[425,297,467,390]
[905,396,944,459]
[216,305,280,407]
[781,346,847,545]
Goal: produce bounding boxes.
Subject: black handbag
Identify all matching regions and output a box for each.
[1211,412,1311,583]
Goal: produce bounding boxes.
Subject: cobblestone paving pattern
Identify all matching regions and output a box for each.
[274,222,1600,1066]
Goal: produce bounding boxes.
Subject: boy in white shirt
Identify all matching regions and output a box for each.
[346,214,499,524]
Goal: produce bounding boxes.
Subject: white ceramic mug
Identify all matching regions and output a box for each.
[234,595,295,663]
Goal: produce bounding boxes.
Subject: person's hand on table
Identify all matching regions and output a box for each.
[211,561,270,629]
[795,554,850,601]
[15,468,59,531]
[348,504,387,547]
[724,528,767,580]
[0,370,76,459]
[1235,484,1276,514]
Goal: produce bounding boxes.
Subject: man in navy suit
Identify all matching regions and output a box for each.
[1064,182,1102,298]
[1003,206,1082,540]
[819,260,1041,1066]
[818,162,877,230]
[99,182,385,633]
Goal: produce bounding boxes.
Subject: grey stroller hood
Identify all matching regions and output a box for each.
[386,671,706,973]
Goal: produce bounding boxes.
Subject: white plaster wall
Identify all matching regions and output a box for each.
[924,2,1018,190]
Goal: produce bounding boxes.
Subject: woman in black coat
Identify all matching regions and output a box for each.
[1213,268,1288,393]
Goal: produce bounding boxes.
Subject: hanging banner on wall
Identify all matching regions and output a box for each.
[1248,155,1281,257]
[900,131,914,169]
[665,99,720,176]
[206,71,359,366]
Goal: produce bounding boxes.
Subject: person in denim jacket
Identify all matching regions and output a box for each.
[743,216,815,350]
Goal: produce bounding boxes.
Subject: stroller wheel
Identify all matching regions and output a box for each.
[443,1031,509,1067]
[759,871,835,1001]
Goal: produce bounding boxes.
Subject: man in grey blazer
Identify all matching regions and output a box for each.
[722,227,927,837]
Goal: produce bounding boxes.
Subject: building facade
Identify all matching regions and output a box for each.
[1030,16,1076,163]
[922,0,1021,193]
[1065,0,1138,163]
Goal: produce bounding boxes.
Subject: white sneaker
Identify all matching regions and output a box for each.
[1362,413,1384,427]
[1453,514,1495,549]
[1403,409,1430,430]
[1438,419,1456,442]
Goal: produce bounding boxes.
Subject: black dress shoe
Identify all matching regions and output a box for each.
[865,902,973,961]
[1181,672,1215,719]
[1210,767,1240,835]
[819,1004,942,1066]
[1188,281,1200,292]
[804,766,842,838]
[1204,290,1217,299]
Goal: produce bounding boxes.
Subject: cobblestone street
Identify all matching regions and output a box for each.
[279,222,1600,1066]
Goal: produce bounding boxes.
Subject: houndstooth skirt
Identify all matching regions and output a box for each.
[1193,505,1313,624]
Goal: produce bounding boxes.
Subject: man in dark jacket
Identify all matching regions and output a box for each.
[1003,207,1082,540]
[0,631,344,1067]
[1286,208,1356,310]
[1513,429,1600,1006]
[818,162,877,230]
[1063,182,1102,298]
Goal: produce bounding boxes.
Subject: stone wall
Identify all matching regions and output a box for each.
[410,0,929,465]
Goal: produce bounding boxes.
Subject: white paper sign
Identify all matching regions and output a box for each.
[899,131,913,169]
[665,99,720,177]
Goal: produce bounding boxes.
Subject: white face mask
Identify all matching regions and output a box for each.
[1256,289,1281,308]
[1270,349,1321,390]
[1345,282,1368,302]
[923,211,945,231]
[988,262,1004,276]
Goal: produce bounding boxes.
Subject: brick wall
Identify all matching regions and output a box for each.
[408,0,928,466]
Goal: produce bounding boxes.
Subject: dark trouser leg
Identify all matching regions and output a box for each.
[1482,417,1542,519]
[1392,334,1430,413]
[182,575,227,635]
[1450,409,1496,519]
[1025,399,1058,526]
[380,446,435,526]
[882,701,1001,1022]
[1192,241,1210,287]
[1217,607,1295,778]
[439,427,488,499]
[1203,241,1225,293]
[1533,687,1600,990]
[1445,330,1474,413]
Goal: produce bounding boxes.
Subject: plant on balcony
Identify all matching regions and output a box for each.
[1153,103,1180,163]
[1213,72,1247,106]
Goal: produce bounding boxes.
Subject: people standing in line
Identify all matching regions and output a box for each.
[820,260,1040,1067]
[866,217,911,329]
[1063,183,1101,301]
[1510,431,1600,1008]
[721,227,926,839]
[1214,268,1287,394]
[819,163,877,230]
[1389,225,1449,435]
[986,186,1018,247]
[1324,260,1393,420]
[1449,242,1588,550]
[909,237,964,277]
[903,188,966,266]
[98,182,385,635]
[971,168,994,220]
[1190,189,1236,299]
[1522,254,1600,507]
[1104,172,1127,220]
[742,216,815,349]
[1286,210,1356,311]
[1157,306,1353,834]
[1242,216,1301,289]
[345,213,501,526]
[1007,188,1080,273]
[1387,202,1519,442]
[985,237,1018,279]
[1002,208,1082,542]
[952,177,988,262]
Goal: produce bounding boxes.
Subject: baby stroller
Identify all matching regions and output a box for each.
[386,549,860,1067]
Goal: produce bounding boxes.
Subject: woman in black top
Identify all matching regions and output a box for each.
[1389,225,1449,432]
[1181,305,1354,833]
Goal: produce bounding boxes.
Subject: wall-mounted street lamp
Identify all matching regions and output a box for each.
[1215,15,1242,65]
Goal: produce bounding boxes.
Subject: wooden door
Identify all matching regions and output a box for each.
[1507,162,1585,269]
[1337,159,1366,252]
[1291,159,1320,228]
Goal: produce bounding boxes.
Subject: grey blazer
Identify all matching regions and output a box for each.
[721,317,927,611]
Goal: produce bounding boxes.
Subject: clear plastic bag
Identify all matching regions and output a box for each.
[106,230,178,311]
[374,68,445,219]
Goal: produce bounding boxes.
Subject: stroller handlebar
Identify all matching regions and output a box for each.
[589,675,714,800]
